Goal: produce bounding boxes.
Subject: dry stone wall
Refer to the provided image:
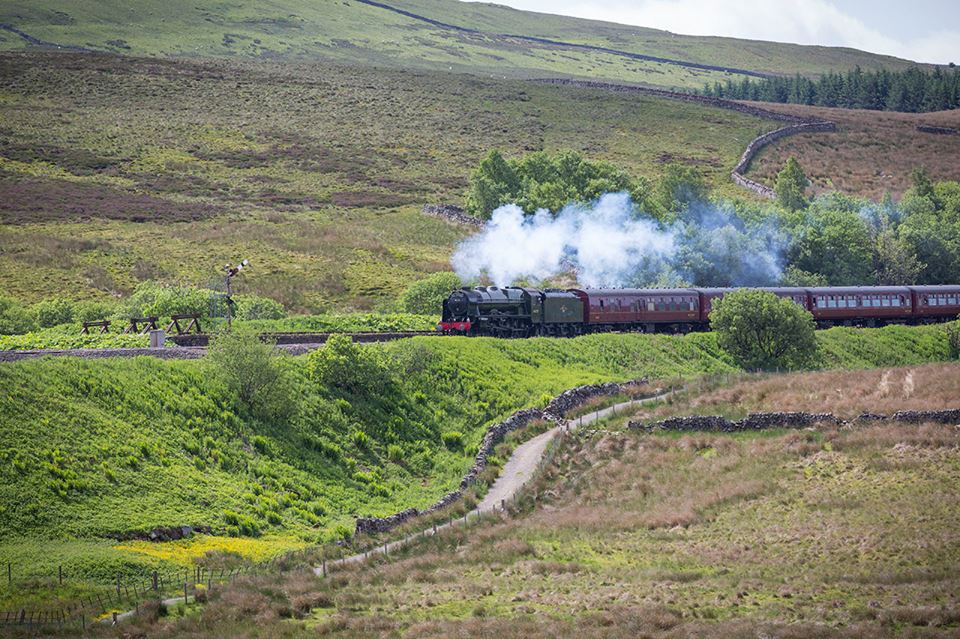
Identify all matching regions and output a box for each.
[354,379,647,536]
[731,121,838,198]
[533,79,839,200]
[629,409,960,432]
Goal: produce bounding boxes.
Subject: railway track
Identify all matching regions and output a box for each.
[0,331,437,362]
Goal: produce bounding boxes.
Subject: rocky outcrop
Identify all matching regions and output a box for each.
[629,409,960,432]
[354,379,646,536]
[422,204,484,228]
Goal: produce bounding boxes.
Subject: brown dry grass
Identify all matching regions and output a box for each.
[744,102,960,200]
[633,362,960,422]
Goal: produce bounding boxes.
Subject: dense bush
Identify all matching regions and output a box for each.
[32,298,75,328]
[205,330,292,420]
[234,294,287,321]
[0,296,36,335]
[120,282,210,320]
[398,272,461,315]
[711,289,817,370]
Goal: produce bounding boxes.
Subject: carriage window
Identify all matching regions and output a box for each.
[949,297,958,305]
[930,297,939,306]
[827,297,836,308]
[892,296,901,307]
[882,297,891,307]
[816,297,826,308]
[599,300,604,309]
[837,298,847,308]
[647,301,655,312]
[689,299,696,311]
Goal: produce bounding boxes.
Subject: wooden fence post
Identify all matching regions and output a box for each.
[116,573,121,597]
[152,571,158,591]
[183,580,188,605]
[322,560,327,577]
[59,565,62,585]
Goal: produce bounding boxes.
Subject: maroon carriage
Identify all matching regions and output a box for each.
[807,286,913,326]
[908,285,960,321]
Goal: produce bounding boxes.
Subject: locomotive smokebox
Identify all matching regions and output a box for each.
[447,290,469,316]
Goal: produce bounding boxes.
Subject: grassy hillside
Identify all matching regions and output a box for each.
[105,362,960,638]
[0,0,926,90]
[0,325,952,598]
[0,52,781,309]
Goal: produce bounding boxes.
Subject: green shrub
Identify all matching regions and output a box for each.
[947,320,960,359]
[441,431,464,451]
[33,298,74,328]
[0,296,36,335]
[206,330,291,420]
[251,436,271,455]
[234,295,287,321]
[387,444,403,463]
[351,430,370,449]
[120,281,210,319]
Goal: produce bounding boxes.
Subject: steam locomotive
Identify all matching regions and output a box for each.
[438,285,960,337]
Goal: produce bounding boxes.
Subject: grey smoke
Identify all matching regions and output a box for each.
[452,192,787,288]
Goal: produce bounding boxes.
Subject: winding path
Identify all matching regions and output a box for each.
[106,390,670,625]
[317,390,672,572]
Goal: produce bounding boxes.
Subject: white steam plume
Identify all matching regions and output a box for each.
[452,193,676,287]
[452,192,786,287]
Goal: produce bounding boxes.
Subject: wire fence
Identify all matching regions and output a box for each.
[0,563,257,631]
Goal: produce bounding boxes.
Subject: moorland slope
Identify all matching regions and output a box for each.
[0,0,928,90]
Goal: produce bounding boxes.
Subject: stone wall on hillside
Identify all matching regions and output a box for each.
[533,79,839,200]
[731,121,838,198]
[629,409,960,432]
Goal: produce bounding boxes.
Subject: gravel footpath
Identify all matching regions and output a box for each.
[319,389,673,571]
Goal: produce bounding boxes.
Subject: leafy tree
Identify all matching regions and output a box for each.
[653,164,708,217]
[910,167,935,201]
[775,157,808,211]
[465,150,636,218]
[0,296,36,335]
[398,272,461,315]
[786,207,873,285]
[465,151,520,218]
[780,265,829,286]
[710,289,817,371]
[206,330,291,419]
[873,227,922,285]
